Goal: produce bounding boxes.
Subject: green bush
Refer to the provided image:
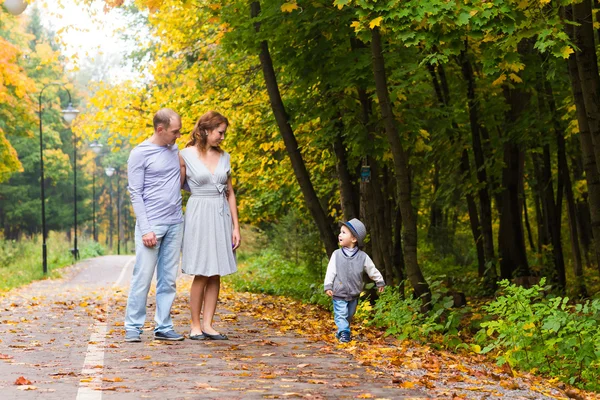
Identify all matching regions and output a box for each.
[418,237,484,298]
[80,240,105,259]
[369,280,468,347]
[475,279,600,390]
[0,239,19,267]
[265,210,326,277]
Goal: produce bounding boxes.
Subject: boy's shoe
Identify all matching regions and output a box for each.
[125,330,141,342]
[154,330,185,341]
[338,331,351,343]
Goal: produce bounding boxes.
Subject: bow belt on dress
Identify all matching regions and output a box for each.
[190,183,227,215]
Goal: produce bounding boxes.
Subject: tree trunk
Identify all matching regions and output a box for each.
[498,82,531,279]
[464,154,486,277]
[333,127,358,220]
[428,62,485,275]
[595,0,600,44]
[573,156,593,268]
[543,68,579,293]
[251,1,337,256]
[542,143,566,290]
[427,162,444,242]
[425,66,444,245]
[569,65,600,274]
[559,133,587,296]
[565,5,600,274]
[530,158,545,254]
[372,163,395,281]
[573,0,600,169]
[363,168,384,277]
[531,152,550,252]
[370,27,430,306]
[384,167,396,277]
[458,48,497,287]
[393,206,405,292]
[498,140,530,278]
[522,195,536,251]
[356,85,397,283]
[534,75,566,291]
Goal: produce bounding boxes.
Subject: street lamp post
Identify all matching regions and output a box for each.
[89,141,103,242]
[39,83,79,274]
[105,167,120,255]
[72,133,79,260]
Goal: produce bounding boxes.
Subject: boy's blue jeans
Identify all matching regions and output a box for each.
[332,298,358,335]
[125,223,183,334]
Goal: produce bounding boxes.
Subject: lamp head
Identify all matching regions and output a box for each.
[104,167,116,177]
[90,140,103,154]
[3,0,28,15]
[62,103,79,124]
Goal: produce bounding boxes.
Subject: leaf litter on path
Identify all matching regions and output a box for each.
[0,259,597,399]
[220,285,598,400]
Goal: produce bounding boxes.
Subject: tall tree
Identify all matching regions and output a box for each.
[250,1,338,256]
[370,27,430,304]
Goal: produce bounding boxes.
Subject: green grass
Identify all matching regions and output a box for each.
[0,232,106,292]
[224,248,330,308]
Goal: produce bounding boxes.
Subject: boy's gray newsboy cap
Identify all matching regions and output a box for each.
[341,218,367,246]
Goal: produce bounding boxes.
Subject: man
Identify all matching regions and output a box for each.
[124,108,185,342]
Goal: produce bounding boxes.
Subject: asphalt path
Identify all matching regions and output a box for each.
[0,256,433,399]
[0,256,574,400]
[0,256,134,399]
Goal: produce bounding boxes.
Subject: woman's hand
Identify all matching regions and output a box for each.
[325,290,333,297]
[232,227,241,250]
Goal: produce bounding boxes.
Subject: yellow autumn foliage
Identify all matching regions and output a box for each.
[281,2,299,13]
[0,18,37,182]
[76,0,337,223]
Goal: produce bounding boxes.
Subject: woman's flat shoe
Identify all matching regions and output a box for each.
[189,333,206,340]
[202,331,228,340]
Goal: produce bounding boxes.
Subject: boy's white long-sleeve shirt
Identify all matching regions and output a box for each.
[323,249,385,300]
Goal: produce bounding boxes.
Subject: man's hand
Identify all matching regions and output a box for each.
[378,286,385,293]
[142,232,157,247]
[325,289,333,297]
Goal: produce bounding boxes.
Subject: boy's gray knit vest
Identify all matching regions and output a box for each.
[331,248,367,301]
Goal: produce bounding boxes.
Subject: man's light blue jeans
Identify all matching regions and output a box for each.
[332,298,358,335]
[125,223,183,334]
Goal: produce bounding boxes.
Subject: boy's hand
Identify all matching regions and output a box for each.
[325,290,333,297]
[378,286,385,293]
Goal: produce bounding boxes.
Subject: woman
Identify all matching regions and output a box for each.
[179,111,241,340]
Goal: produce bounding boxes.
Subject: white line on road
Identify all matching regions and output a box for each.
[76,256,135,400]
[114,257,135,288]
[75,323,108,399]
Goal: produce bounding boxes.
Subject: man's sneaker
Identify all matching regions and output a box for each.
[154,330,185,341]
[338,331,351,343]
[125,330,141,343]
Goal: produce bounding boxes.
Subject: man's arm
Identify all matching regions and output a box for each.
[128,150,152,236]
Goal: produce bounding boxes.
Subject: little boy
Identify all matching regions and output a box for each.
[324,218,385,343]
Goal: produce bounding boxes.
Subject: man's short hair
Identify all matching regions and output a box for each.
[153,108,180,131]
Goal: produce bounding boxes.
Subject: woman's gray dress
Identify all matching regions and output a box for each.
[180,147,237,276]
